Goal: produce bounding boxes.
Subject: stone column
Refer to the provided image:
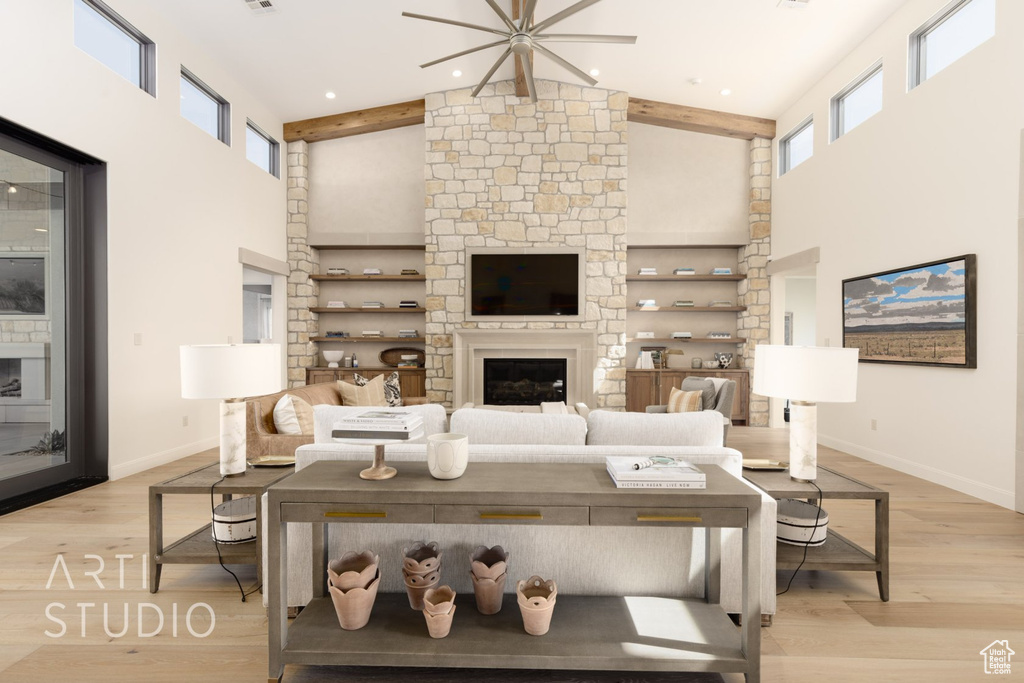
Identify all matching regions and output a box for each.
[738,137,772,427]
[286,140,318,387]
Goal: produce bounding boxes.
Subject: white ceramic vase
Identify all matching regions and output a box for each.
[426,433,469,480]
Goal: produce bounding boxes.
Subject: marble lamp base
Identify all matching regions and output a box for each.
[220,399,247,477]
[788,400,817,482]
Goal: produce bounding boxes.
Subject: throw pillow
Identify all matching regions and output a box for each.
[666,387,704,413]
[337,375,387,407]
[272,394,314,435]
[680,377,717,410]
[354,371,403,407]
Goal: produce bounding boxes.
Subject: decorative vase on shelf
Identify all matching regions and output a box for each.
[715,352,734,369]
[516,575,557,636]
[469,545,509,615]
[328,570,380,630]
[422,586,457,638]
[691,357,704,369]
[327,550,379,591]
[323,350,344,368]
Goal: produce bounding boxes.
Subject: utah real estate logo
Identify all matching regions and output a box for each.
[979,640,1014,675]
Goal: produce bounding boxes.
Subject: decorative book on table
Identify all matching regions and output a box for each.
[332,410,424,440]
[605,456,706,489]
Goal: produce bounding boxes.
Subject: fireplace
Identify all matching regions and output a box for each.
[483,358,567,406]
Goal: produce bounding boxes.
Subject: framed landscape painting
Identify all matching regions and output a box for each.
[843,254,976,368]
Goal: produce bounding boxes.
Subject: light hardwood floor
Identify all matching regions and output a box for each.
[0,428,1021,682]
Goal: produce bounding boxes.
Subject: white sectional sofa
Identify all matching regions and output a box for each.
[268,405,777,620]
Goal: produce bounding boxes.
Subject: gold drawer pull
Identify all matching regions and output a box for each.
[324,511,387,518]
[636,515,702,523]
[479,513,544,520]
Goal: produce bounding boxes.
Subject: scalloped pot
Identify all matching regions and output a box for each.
[426,433,469,480]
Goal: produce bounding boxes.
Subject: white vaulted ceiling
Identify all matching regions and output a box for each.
[147,0,909,122]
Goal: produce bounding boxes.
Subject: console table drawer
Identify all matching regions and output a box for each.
[590,506,747,528]
[281,503,433,524]
[434,505,589,526]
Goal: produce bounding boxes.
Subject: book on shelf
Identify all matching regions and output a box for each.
[398,329,419,338]
[398,300,420,308]
[710,267,733,275]
[362,268,383,276]
[326,267,349,276]
[636,299,657,308]
[605,456,706,489]
[326,301,349,308]
[400,269,420,276]
[673,300,694,307]
[637,267,658,275]
[707,332,732,339]
[673,267,696,275]
[361,330,383,337]
[324,331,349,338]
[670,332,693,339]
[635,331,655,339]
[708,300,735,307]
[361,301,385,308]
[397,361,420,368]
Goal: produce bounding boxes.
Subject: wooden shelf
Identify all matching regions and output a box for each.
[311,307,425,314]
[157,523,255,565]
[311,245,426,251]
[312,337,425,343]
[310,274,425,281]
[628,274,745,282]
[627,244,744,250]
[627,337,743,344]
[631,306,746,312]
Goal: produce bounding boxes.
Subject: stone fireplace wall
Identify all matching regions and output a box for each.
[423,80,627,409]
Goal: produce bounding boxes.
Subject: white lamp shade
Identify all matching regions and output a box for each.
[753,345,858,403]
[180,344,282,399]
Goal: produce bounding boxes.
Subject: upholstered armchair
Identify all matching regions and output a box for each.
[646,377,737,445]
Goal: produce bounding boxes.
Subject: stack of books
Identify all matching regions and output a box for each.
[399,300,419,308]
[332,410,424,441]
[673,267,695,276]
[708,300,735,308]
[401,269,420,276]
[326,267,349,276]
[362,301,385,308]
[710,267,733,275]
[363,268,383,276]
[637,267,657,276]
[398,353,420,368]
[637,299,657,309]
[361,330,383,338]
[707,331,732,339]
[605,456,706,489]
[670,331,693,339]
[325,331,349,338]
[673,300,694,307]
[327,301,349,308]
[635,331,655,339]
[398,329,419,338]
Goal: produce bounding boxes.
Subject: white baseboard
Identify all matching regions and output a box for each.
[108,437,218,481]
[818,435,1015,510]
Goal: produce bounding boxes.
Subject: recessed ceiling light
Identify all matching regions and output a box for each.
[452,69,462,77]
[325,91,336,99]
[720,88,732,96]
[7,186,16,194]
[589,68,600,77]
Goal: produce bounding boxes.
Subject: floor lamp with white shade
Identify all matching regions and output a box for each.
[180,344,282,476]
[752,345,859,482]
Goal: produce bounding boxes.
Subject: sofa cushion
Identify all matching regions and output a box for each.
[273,394,314,435]
[666,387,703,413]
[312,403,448,444]
[680,377,717,410]
[337,375,387,406]
[354,371,402,407]
[585,410,723,448]
[449,408,587,445]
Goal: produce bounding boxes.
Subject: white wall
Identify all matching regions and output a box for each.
[772,0,1024,508]
[628,123,749,244]
[785,277,817,347]
[1,0,287,478]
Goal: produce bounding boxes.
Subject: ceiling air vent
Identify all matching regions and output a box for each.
[242,0,277,16]
[777,0,810,8]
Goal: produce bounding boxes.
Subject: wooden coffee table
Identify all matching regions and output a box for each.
[149,462,294,593]
[743,464,889,601]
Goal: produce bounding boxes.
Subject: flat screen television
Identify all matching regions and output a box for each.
[470,253,579,316]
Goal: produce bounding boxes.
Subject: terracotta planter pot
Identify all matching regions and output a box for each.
[403,541,443,575]
[403,569,440,610]
[422,585,456,615]
[328,571,380,631]
[516,575,557,636]
[423,603,456,638]
[327,550,379,591]
[470,571,507,615]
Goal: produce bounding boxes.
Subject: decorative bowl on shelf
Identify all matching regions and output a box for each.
[323,350,344,368]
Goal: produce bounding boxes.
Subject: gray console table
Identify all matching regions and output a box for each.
[267,461,761,682]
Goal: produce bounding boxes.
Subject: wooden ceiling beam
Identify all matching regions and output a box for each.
[511,0,533,98]
[627,97,776,140]
[283,99,427,143]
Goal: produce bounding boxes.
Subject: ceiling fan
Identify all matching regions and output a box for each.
[402,0,636,103]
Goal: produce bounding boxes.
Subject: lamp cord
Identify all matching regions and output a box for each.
[777,479,824,597]
[210,477,262,602]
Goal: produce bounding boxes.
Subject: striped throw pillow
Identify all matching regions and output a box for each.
[666,387,704,413]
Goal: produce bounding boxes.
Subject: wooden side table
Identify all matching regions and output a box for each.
[149,462,294,593]
[743,464,889,601]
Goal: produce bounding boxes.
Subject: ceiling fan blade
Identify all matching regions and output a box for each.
[419,40,507,68]
[521,51,538,103]
[484,0,518,32]
[401,12,509,38]
[534,34,637,44]
[471,47,513,97]
[532,43,598,86]
[531,0,603,35]
[520,0,538,31]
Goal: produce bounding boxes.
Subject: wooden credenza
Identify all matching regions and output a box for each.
[305,366,426,398]
[626,368,749,424]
